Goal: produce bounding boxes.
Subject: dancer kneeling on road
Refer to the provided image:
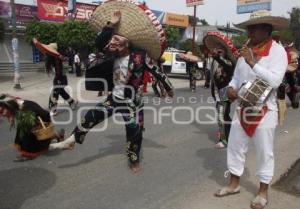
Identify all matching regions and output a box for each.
[0,94,65,162]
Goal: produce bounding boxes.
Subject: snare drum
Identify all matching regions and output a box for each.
[238,79,273,110]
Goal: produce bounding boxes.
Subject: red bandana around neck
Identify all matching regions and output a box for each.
[251,38,273,59]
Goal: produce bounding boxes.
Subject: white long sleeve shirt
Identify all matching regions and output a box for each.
[229,40,288,111]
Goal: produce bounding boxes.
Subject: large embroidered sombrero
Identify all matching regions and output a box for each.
[90,0,167,59]
[203,32,238,63]
[234,10,289,31]
[32,38,61,58]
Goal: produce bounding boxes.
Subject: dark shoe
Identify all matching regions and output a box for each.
[13,84,22,89]
[70,100,78,110]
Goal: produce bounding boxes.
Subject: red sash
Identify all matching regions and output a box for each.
[239,106,268,137]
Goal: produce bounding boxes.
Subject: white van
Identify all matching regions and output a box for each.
[162,50,186,74]
[162,49,204,79]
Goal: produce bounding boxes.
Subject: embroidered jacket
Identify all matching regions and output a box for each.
[90,26,173,99]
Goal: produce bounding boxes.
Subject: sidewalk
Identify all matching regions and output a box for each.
[0,71,195,108]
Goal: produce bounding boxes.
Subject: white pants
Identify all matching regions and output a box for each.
[227,110,278,184]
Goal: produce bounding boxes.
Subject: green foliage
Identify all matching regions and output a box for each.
[164,25,180,48]
[272,30,294,45]
[25,21,59,44]
[231,33,248,49]
[25,20,97,52]
[0,17,5,42]
[179,39,201,56]
[289,7,300,49]
[199,19,209,26]
[57,21,97,51]
[15,110,36,138]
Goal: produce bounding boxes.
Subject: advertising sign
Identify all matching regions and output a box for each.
[15,4,38,23]
[186,0,204,7]
[163,12,189,28]
[237,0,271,14]
[0,1,11,19]
[37,0,96,22]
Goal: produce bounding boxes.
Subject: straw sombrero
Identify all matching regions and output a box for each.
[32,38,61,58]
[203,32,238,63]
[234,10,289,31]
[90,0,167,60]
[179,51,200,62]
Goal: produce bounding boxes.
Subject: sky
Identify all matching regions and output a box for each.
[12,0,300,26]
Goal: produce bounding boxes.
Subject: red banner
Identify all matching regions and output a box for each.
[16,4,38,22]
[37,0,96,22]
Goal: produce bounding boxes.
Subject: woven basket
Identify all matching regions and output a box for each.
[32,117,55,141]
[90,0,166,59]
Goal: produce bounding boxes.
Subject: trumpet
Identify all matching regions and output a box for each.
[238,38,251,54]
[239,38,256,62]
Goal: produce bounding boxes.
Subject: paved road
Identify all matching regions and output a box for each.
[0,72,299,209]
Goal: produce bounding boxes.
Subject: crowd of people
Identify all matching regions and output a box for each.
[1,1,300,209]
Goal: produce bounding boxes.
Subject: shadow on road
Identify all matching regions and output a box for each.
[196,148,257,194]
[58,135,166,169]
[0,167,56,209]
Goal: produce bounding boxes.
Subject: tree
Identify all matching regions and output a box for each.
[179,39,201,56]
[289,7,300,49]
[57,20,97,52]
[25,21,59,44]
[199,19,209,26]
[231,33,248,49]
[272,30,294,45]
[0,17,5,42]
[25,20,97,54]
[164,25,180,48]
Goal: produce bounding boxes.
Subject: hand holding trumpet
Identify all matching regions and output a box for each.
[239,39,257,68]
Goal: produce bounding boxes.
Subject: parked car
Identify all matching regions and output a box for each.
[162,49,204,80]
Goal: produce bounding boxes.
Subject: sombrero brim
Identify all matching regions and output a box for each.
[33,40,61,58]
[234,16,289,31]
[179,53,200,62]
[90,0,166,59]
[203,32,238,63]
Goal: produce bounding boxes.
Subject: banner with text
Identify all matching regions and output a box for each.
[163,12,189,28]
[37,0,96,22]
[237,0,271,14]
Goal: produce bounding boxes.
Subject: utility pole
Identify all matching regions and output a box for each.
[186,0,204,55]
[10,0,21,89]
[192,5,197,55]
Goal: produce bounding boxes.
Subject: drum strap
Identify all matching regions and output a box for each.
[238,106,268,137]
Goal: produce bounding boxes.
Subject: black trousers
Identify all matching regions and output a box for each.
[216,101,231,145]
[75,63,81,77]
[188,70,196,91]
[204,69,211,87]
[73,95,142,164]
[49,76,74,111]
[152,77,166,97]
